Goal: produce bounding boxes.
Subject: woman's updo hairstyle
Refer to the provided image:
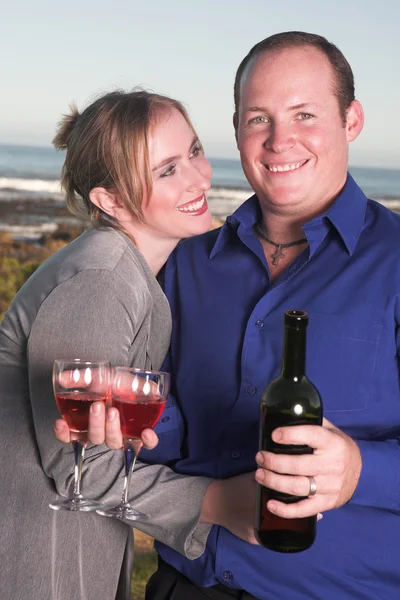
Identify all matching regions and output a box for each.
[53,89,195,227]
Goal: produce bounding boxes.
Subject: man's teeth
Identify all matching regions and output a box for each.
[267,161,304,173]
[177,197,205,212]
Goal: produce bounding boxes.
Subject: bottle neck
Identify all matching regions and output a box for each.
[281,325,306,380]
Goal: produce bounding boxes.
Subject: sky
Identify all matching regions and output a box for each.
[1,0,399,168]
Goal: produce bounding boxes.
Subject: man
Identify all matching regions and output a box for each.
[55,31,399,600]
[141,31,400,599]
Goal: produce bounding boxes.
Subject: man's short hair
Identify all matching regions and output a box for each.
[234,31,355,126]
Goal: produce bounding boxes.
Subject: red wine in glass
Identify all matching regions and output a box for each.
[56,391,108,432]
[49,359,111,512]
[113,393,166,439]
[96,367,170,522]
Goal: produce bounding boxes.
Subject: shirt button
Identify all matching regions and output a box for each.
[255,319,264,328]
[161,416,170,423]
[223,571,233,581]
[246,385,257,395]
[231,451,240,459]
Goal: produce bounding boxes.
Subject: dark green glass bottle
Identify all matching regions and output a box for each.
[255,309,323,553]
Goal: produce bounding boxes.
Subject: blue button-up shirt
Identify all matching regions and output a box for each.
[147,175,400,599]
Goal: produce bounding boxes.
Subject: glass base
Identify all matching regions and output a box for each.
[49,497,103,512]
[96,505,149,521]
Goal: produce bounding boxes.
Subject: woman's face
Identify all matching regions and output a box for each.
[142,107,212,241]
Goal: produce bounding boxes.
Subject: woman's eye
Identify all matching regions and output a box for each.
[190,144,203,158]
[160,165,176,177]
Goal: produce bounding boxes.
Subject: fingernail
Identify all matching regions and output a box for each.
[91,402,102,415]
[54,422,63,432]
[255,468,264,482]
[255,452,264,465]
[272,429,282,441]
[142,430,153,444]
[107,408,116,421]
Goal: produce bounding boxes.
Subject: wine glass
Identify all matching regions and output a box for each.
[96,367,170,521]
[49,359,111,511]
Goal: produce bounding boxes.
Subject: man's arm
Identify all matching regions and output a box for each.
[254,418,363,518]
[255,420,400,518]
[255,294,400,518]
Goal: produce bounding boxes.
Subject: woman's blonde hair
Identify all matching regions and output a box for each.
[53,89,196,227]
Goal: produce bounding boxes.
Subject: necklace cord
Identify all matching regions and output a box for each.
[256,223,307,248]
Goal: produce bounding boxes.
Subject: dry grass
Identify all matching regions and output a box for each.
[131,530,157,600]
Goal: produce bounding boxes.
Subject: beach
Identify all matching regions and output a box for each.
[1,144,400,242]
[1,187,400,245]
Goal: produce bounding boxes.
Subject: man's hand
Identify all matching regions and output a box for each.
[254,417,362,518]
[54,401,159,450]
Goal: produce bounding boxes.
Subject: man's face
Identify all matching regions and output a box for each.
[235,46,363,218]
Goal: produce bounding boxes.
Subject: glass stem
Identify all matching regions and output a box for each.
[72,440,85,499]
[121,439,141,507]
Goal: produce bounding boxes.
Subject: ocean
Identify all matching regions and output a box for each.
[1,143,400,221]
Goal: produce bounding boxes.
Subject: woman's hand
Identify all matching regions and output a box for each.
[54,401,159,450]
[201,472,259,544]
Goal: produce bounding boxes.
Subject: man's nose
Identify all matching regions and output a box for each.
[264,123,295,154]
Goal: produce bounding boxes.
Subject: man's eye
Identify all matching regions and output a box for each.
[249,116,269,124]
[299,113,313,120]
[161,165,176,177]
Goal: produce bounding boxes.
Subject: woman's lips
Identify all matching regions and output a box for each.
[176,195,208,215]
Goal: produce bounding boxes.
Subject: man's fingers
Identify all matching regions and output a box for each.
[141,428,159,450]
[54,419,71,443]
[322,417,339,431]
[256,451,322,477]
[267,497,325,519]
[271,424,327,449]
[256,469,314,498]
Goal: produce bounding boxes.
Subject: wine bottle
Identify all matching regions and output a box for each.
[255,309,323,553]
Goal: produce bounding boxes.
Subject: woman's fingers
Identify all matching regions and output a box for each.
[141,428,159,450]
[104,407,123,449]
[54,418,71,443]
[54,405,160,451]
[87,401,107,445]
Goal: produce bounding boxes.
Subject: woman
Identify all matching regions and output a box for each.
[0,90,212,600]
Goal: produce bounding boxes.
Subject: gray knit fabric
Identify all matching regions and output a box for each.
[0,228,212,600]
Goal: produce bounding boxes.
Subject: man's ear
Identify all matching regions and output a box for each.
[346,100,364,143]
[89,187,124,219]
[233,113,239,146]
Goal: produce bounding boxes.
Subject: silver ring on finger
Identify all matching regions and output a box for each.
[307,476,317,497]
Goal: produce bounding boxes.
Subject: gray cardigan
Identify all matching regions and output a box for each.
[0,228,211,600]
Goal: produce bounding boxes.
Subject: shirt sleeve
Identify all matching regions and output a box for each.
[28,269,212,558]
[349,440,400,510]
[349,293,400,511]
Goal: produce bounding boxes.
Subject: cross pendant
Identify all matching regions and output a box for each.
[271,244,285,267]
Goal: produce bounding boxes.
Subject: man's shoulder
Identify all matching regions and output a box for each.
[176,226,223,256]
[366,198,400,234]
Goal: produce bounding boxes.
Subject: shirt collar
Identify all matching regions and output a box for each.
[320,173,367,255]
[210,194,260,258]
[210,173,367,259]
